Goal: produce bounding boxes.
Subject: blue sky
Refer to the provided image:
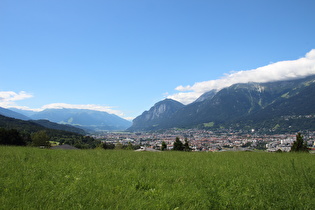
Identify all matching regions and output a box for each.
[1,0,315,120]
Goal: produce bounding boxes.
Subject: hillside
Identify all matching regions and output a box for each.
[30,119,86,135]
[233,80,315,133]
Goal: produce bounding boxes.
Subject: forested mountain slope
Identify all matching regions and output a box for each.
[129,75,315,133]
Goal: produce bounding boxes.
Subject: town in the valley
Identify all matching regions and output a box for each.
[91,129,315,152]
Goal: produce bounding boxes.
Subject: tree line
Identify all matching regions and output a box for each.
[0,128,100,149]
[101,137,192,151]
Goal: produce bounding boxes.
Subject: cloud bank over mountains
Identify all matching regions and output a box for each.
[0,91,33,108]
[167,49,315,104]
[0,92,124,117]
[39,103,124,117]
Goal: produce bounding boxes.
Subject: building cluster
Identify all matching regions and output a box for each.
[91,129,315,152]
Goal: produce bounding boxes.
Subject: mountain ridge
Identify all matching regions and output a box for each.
[0,107,30,121]
[11,108,132,131]
[129,75,315,133]
[0,107,86,134]
[0,113,84,136]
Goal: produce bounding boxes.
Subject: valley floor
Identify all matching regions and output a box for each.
[93,130,315,152]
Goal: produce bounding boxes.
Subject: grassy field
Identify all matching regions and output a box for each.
[1,146,315,209]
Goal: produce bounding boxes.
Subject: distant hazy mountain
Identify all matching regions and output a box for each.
[0,107,86,134]
[17,108,132,131]
[128,99,184,131]
[0,113,84,136]
[9,108,37,118]
[0,107,30,121]
[129,75,315,133]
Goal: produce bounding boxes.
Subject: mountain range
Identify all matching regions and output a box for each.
[2,75,315,134]
[0,113,85,136]
[0,107,31,121]
[128,75,315,133]
[1,108,131,132]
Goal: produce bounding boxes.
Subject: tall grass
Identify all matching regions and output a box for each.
[1,146,315,209]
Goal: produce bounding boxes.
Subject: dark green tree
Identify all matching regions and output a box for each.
[126,142,134,150]
[0,128,26,146]
[183,138,192,152]
[102,142,115,149]
[115,142,124,150]
[173,137,183,151]
[255,141,267,150]
[31,130,51,147]
[291,133,309,152]
[161,141,167,151]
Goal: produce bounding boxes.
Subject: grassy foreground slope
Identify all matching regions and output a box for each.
[1,147,315,209]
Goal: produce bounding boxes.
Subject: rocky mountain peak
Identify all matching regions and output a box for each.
[128,99,184,131]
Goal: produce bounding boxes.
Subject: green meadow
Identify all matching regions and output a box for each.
[1,146,315,209]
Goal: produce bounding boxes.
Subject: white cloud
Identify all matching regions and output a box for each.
[40,103,124,117]
[9,103,124,117]
[167,49,315,104]
[0,91,126,118]
[0,91,33,107]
